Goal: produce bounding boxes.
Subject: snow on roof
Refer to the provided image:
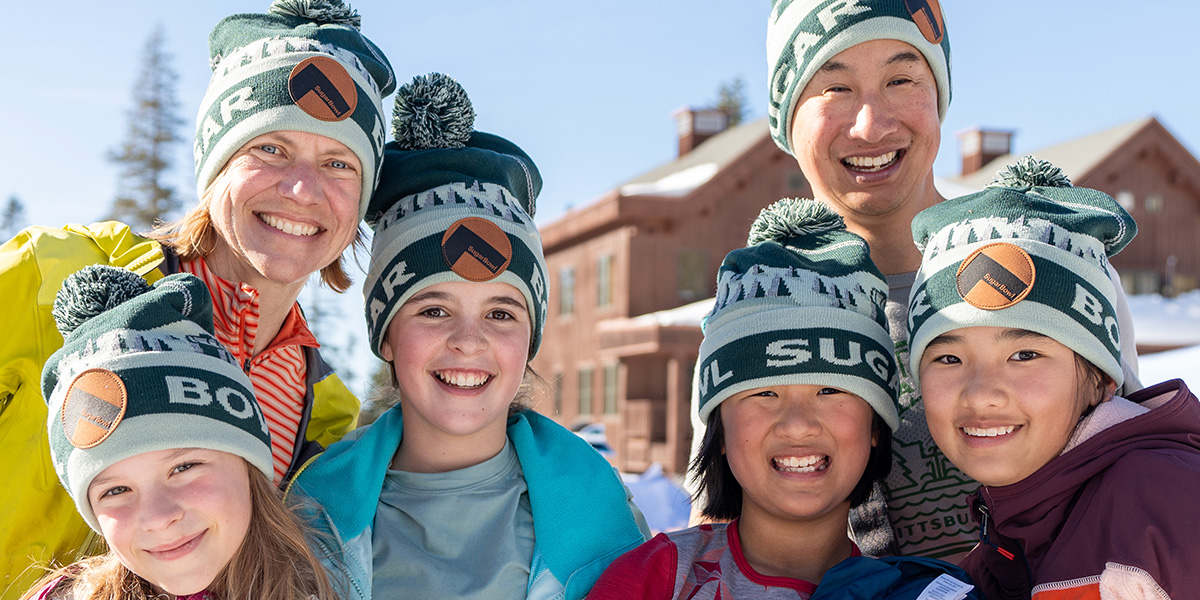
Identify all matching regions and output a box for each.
[625,297,715,328]
[619,162,719,197]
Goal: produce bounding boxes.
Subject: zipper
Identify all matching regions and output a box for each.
[282,452,322,500]
[976,497,1015,561]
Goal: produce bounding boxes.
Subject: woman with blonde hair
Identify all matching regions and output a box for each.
[0,1,394,595]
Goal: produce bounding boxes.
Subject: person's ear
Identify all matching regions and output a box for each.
[1097,377,1117,406]
[380,333,395,363]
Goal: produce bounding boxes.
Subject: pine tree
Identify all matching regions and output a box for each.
[1,195,28,241]
[107,24,185,231]
[715,76,748,127]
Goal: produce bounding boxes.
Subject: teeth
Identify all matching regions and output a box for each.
[435,371,489,388]
[773,455,827,473]
[962,425,1016,437]
[843,150,898,171]
[260,213,319,236]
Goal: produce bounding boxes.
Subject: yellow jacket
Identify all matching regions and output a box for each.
[0,222,360,599]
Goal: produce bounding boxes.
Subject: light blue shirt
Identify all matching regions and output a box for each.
[372,439,536,599]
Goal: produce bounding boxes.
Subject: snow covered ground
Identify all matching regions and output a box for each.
[1127,290,1200,348]
[1130,291,1200,392]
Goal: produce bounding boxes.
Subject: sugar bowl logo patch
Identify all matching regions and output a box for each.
[956,242,1035,310]
[61,369,127,449]
[905,0,945,44]
[288,56,358,122]
[442,218,513,282]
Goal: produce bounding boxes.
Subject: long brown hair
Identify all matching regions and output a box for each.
[20,467,338,600]
[147,179,365,293]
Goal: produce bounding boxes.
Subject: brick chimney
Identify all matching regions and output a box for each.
[672,106,729,157]
[957,127,1014,175]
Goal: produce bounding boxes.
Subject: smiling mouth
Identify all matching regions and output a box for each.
[843,150,901,173]
[773,454,829,473]
[258,213,320,237]
[435,371,491,389]
[962,425,1017,438]
[147,531,205,560]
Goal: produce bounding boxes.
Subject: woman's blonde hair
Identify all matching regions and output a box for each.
[21,467,339,600]
[148,179,365,293]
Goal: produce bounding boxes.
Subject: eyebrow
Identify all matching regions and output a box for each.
[819,50,923,73]
[260,132,358,159]
[927,328,1049,349]
[405,290,528,312]
[997,328,1049,342]
[925,333,962,349]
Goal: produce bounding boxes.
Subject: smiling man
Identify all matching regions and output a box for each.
[764,0,1140,562]
[765,0,972,561]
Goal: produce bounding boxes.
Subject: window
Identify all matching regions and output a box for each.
[596,254,615,308]
[578,368,594,416]
[603,363,619,415]
[1145,194,1164,213]
[558,266,575,316]
[1116,190,1135,211]
[677,249,709,301]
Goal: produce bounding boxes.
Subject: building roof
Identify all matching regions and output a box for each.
[951,116,1157,191]
[618,117,771,197]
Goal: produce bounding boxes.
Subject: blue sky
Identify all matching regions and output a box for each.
[7,1,1199,229]
[4,1,1199,395]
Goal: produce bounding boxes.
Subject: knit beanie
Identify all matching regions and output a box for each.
[697,198,899,431]
[766,0,952,155]
[907,157,1138,389]
[42,265,273,532]
[194,0,396,218]
[363,73,547,359]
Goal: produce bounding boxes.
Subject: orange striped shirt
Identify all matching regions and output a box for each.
[180,258,318,483]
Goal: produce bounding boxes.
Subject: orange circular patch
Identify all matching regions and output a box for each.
[956,242,1036,310]
[61,369,128,449]
[906,0,946,44]
[288,56,358,122]
[441,217,513,282]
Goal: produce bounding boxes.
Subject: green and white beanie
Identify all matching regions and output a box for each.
[907,157,1138,388]
[42,265,272,532]
[697,198,899,430]
[194,0,396,218]
[767,0,952,155]
[363,73,547,359]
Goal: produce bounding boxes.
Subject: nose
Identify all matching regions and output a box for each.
[775,398,822,440]
[278,160,324,205]
[847,92,898,145]
[447,318,487,356]
[962,363,1011,410]
[138,487,184,532]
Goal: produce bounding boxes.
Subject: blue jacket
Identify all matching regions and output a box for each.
[289,406,651,600]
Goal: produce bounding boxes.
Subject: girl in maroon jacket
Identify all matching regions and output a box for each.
[908,158,1200,599]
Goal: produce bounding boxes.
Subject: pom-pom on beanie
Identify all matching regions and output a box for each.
[907,156,1138,388]
[697,198,899,430]
[363,73,547,359]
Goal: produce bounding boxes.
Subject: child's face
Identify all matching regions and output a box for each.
[381,280,531,451]
[720,384,876,524]
[87,448,252,596]
[919,327,1105,487]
